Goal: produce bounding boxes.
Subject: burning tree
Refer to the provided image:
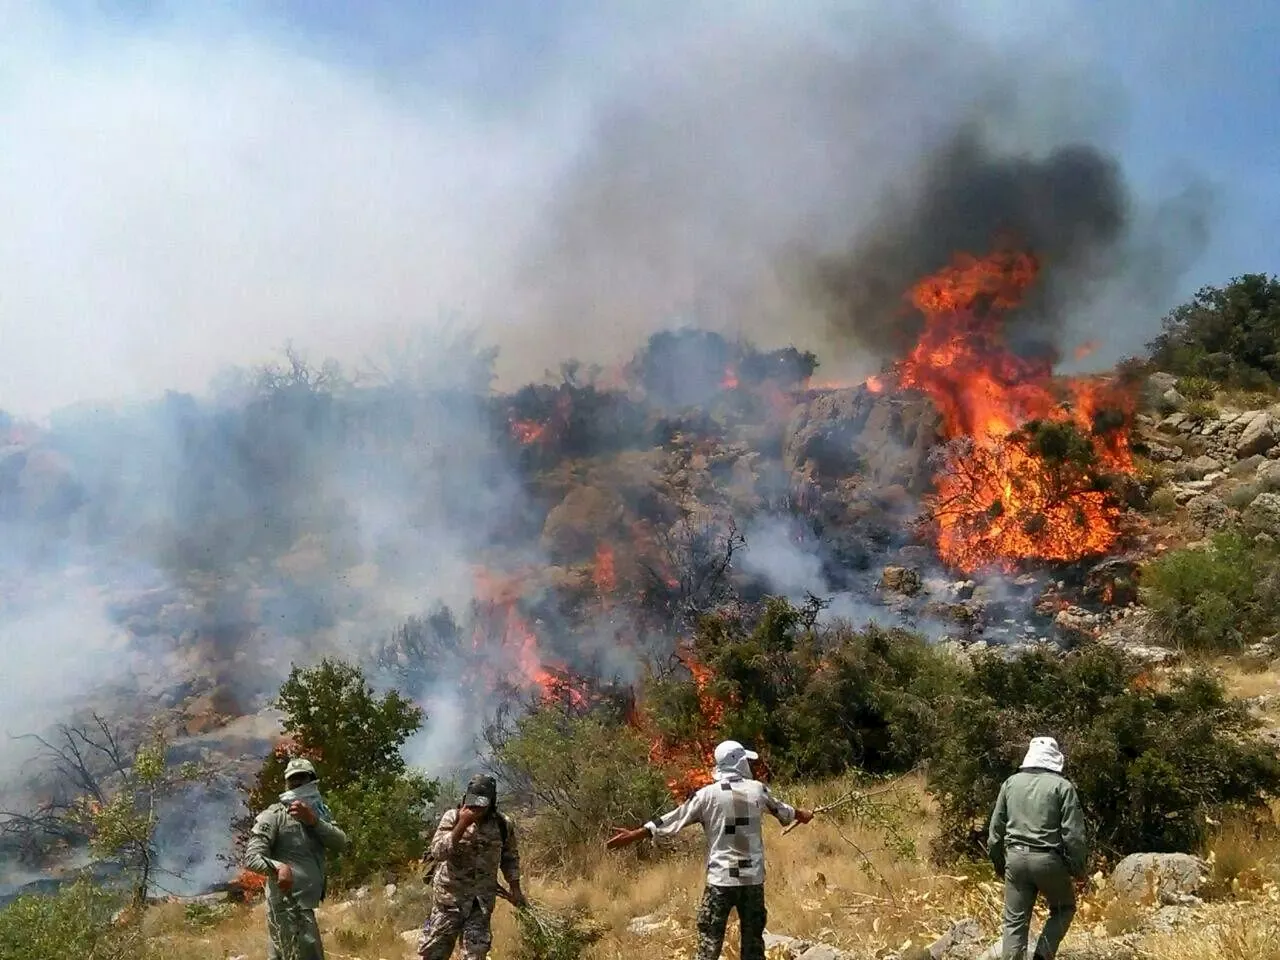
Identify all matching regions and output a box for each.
[897,249,1135,572]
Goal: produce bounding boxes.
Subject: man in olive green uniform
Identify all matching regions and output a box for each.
[988,737,1088,960]
[417,774,524,960]
[244,758,349,960]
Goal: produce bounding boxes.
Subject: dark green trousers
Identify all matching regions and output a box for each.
[1002,847,1076,960]
[696,883,767,960]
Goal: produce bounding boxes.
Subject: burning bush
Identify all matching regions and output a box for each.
[1140,532,1280,651]
[928,644,1280,866]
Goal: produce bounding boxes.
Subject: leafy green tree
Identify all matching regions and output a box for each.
[1147,274,1280,386]
[241,659,437,890]
[74,731,201,905]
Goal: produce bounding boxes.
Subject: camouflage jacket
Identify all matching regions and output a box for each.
[428,808,520,905]
[244,802,348,909]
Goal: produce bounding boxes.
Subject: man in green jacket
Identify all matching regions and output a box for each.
[988,736,1088,960]
[244,758,349,960]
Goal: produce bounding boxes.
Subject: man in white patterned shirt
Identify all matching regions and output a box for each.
[606,740,813,960]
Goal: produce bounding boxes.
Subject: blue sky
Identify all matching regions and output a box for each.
[1,1,1277,415]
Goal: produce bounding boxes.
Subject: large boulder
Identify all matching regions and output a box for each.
[1186,494,1236,533]
[1243,492,1280,537]
[1257,459,1280,491]
[1110,853,1208,904]
[1237,412,1277,458]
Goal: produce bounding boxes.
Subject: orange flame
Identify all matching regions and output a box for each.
[721,366,740,390]
[593,543,617,596]
[509,419,548,444]
[898,250,1133,572]
[864,374,885,394]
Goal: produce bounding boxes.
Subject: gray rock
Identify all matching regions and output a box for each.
[1223,455,1264,478]
[383,882,398,899]
[628,914,679,936]
[1145,371,1179,396]
[1159,413,1187,432]
[1179,454,1223,480]
[1145,441,1184,462]
[1244,492,1280,536]
[764,933,813,956]
[1110,852,1208,904]
[1257,459,1280,490]
[1237,412,1277,458]
[797,946,851,960]
[927,919,989,958]
[1162,388,1188,410]
[1186,494,1236,532]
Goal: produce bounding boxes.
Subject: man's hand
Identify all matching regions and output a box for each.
[606,826,648,850]
[287,801,318,827]
[275,862,294,893]
[794,809,814,825]
[451,806,480,842]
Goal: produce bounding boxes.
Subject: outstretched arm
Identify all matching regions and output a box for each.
[607,791,706,850]
[763,786,813,827]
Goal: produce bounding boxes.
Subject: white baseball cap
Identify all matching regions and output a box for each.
[713,740,758,765]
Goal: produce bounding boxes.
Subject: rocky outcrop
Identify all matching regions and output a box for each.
[784,387,940,493]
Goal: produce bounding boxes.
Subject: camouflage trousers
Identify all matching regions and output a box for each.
[696,883,768,960]
[417,895,495,960]
[266,895,325,960]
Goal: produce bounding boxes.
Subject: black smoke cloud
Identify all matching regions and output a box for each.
[806,125,1131,360]
[510,9,1210,380]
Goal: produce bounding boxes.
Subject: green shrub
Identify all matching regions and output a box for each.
[241,659,438,891]
[1184,399,1220,425]
[1148,486,1179,516]
[0,882,134,960]
[1148,275,1280,386]
[1140,532,1280,650]
[490,705,671,868]
[1177,376,1218,401]
[677,598,965,780]
[928,645,1280,865]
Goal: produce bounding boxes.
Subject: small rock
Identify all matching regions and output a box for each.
[383,882,398,899]
[628,914,680,936]
[764,933,812,956]
[1159,412,1187,431]
[1237,412,1277,458]
[352,885,371,901]
[1110,852,1208,904]
[797,946,850,960]
[1144,441,1184,462]
[1179,454,1223,480]
[1257,460,1280,490]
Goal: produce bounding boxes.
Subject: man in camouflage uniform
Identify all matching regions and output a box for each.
[244,758,349,960]
[606,740,813,960]
[418,774,525,960]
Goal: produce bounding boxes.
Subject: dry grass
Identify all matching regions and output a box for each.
[123,771,1280,960]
